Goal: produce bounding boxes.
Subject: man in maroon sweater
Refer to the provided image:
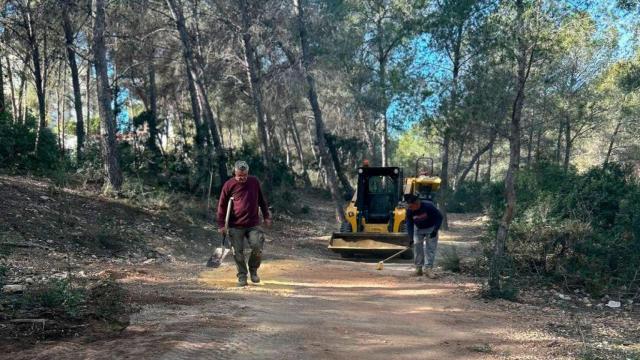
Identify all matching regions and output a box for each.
[217,161,272,287]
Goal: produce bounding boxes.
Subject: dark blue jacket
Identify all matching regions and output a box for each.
[406,201,443,239]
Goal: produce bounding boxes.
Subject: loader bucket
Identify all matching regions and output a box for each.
[329,232,410,254]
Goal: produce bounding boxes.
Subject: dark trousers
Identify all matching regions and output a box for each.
[228,227,264,279]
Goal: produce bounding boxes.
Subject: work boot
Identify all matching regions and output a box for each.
[237,277,248,287]
[414,267,423,276]
[250,272,260,284]
[424,268,437,279]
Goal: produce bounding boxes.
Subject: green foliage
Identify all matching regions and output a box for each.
[579,346,640,360]
[87,279,128,321]
[24,278,86,318]
[132,110,153,128]
[391,124,440,174]
[17,277,128,331]
[162,153,193,192]
[0,112,63,173]
[486,162,640,296]
[441,247,461,273]
[270,188,309,215]
[482,255,520,300]
[228,145,296,189]
[93,224,133,255]
[0,264,7,287]
[448,182,493,213]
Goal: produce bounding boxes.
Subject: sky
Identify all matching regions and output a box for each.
[386,0,639,137]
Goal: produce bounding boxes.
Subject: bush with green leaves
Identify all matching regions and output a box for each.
[447,181,494,213]
[0,264,7,287]
[485,162,640,296]
[0,111,63,173]
[23,278,86,318]
[228,145,296,189]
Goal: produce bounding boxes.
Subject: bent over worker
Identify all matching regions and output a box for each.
[217,161,272,287]
[405,194,443,279]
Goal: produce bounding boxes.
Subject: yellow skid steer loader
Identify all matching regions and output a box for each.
[329,165,411,258]
[329,158,441,258]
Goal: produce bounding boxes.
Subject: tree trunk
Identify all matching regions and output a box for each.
[5,56,17,120]
[305,116,319,163]
[358,109,376,161]
[325,133,354,195]
[184,0,227,184]
[147,53,162,169]
[453,133,467,178]
[604,120,622,165]
[174,93,189,154]
[555,119,563,164]
[474,152,480,182]
[24,4,47,146]
[240,118,245,147]
[563,119,571,173]
[30,40,46,131]
[61,67,66,153]
[295,0,345,223]
[455,130,496,186]
[57,67,62,149]
[86,60,91,139]
[93,0,123,190]
[62,6,84,162]
[440,23,465,228]
[216,103,225,147]
[490,0,530,294]
[282,125,291,167]
[18,63,26,123]
[239,0,271,167]
[197,81,228,184]
[526,118,534,168]
[440,131,451,230]
[486,142,493,182]
[166,0,207,169]
[286,106,311,187]
[264,110,282,155]
[534,127,542,163]
[379,67,388,167]
[0,53,5,114]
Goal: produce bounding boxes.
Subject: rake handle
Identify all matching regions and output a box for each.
[380,246,411,263]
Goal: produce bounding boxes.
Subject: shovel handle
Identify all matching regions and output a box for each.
[224,197,234,228]
[221,197,234,248]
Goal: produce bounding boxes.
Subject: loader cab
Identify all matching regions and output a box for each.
[355,167,403,230]
[404,157,441,204]
[330,165,412,257]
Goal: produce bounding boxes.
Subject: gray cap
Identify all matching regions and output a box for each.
[234,160,249,172]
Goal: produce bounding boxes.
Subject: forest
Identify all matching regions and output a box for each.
[1,0,639,359]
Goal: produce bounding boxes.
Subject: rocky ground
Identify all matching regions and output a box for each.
[0,175,638,359]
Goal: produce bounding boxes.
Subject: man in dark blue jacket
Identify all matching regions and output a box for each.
[405,194,443,278]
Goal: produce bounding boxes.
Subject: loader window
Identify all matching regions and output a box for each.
[368,176,395,193]
[365,176,397,223]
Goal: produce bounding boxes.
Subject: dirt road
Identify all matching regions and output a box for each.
[9,211,581,360]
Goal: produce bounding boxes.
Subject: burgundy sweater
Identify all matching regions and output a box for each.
[216,176,270,228]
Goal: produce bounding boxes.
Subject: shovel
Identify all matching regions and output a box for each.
[206,196,234,268]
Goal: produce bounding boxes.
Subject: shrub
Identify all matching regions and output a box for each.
[0,112,63,173]
[23,278,86,318]
[448,181,493,213]
[87,279,128,323]
[441,247,462,272]
[485,162,640,297]
[228,145,296,189]
[0,264,7,287]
